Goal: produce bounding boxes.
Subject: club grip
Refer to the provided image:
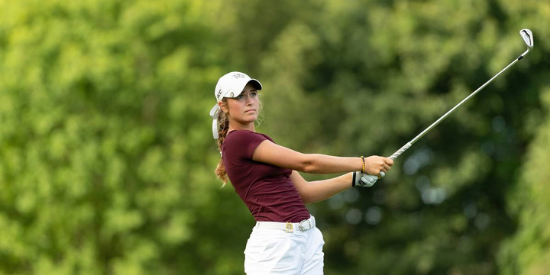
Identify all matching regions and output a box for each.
[389,142,412,160]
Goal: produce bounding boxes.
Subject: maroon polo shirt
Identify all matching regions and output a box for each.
[222,130,310,223]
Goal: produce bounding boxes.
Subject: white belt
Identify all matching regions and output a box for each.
[255,216,316,233]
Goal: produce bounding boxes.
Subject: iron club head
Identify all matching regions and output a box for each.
[517,29,534,60]
[520,29,534,48]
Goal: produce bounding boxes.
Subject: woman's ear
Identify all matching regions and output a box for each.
[219,101,228,113]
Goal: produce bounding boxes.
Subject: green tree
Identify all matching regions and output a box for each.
[498,88,550,275]
[0,0,241,274]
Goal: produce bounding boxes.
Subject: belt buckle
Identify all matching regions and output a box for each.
[299,219,312,232]
[285,222,293,233]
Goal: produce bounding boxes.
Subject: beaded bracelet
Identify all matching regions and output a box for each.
[360,156,365,173]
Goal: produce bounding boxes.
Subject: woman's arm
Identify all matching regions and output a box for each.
[252,140,393,175]
[290,171,352,204]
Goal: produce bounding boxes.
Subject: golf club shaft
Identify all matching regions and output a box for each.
[389,49,531,160]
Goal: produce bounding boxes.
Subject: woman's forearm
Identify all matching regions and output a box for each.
[300,173,353,204]
[301,154,363,174]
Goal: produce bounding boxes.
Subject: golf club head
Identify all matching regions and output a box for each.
[520,29,534,49]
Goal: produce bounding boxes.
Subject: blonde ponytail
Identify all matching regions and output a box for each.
[215,102,230,185]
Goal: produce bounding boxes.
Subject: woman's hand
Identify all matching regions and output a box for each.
[364,156,394,176]
[353,172,378,187]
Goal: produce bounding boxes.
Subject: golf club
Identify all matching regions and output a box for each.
[388,29,534,161]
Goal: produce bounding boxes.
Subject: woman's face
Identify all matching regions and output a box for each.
[223,83,260,127]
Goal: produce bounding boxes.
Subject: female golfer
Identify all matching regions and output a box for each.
[209,71,393,274]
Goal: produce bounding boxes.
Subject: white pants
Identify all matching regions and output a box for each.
[244,217,325,275]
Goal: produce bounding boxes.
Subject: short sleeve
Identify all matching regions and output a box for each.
[223,130,269,160]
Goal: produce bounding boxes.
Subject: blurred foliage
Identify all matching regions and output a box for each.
[498,87,550,275]
[0,0,548,274]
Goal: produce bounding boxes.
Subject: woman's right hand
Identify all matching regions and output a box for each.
[364,156,394,176]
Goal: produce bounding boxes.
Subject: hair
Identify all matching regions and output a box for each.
[215,90,263,187]
[215,99,230,185]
